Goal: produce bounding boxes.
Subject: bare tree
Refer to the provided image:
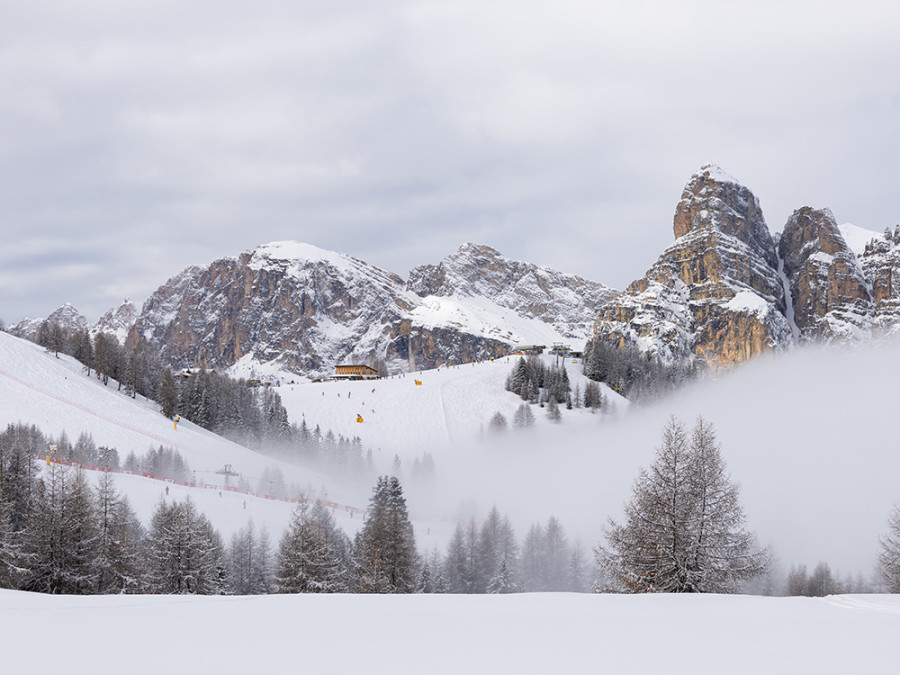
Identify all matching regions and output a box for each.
[879,504,900,592]
[595,416,767,593]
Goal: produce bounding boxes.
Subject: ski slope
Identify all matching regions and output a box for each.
[276,353,625,460]
[0,331,370,542]
[2,589,898,675]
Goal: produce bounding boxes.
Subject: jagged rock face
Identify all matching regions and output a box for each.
[779,207,873,340]
[858,227,900,334]
[673,165,778,269]
[93,299,138,344]
[128,241,604,378]
[10,302,89,340]
[593,165,792,370]
[383,319,511,369]
[128,243,411,374]
[408,243,618,341]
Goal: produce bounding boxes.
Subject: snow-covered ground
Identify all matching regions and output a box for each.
[0,331,366,543]
[839,222,879,256]
[276,352,623,459]
[2,589,898,675]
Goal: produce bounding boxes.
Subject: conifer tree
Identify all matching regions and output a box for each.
[276,499,346,593]
[145,497,224,594]
[353,475,418,593]
[513,403,535,429]
[22,466,100,594]
[94,471,145,594]
[444,520,477,593]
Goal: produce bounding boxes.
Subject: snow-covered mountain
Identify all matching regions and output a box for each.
[93,299,139,344]
[856,225,900,335]
[12,167,897,380]
[591,164,900,369]
[9,299,138,345]
[592,165,792,369]
[127,241,616,379]
[408,243,617,341]
[10,302,90,341]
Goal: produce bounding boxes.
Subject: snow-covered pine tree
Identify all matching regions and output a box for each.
[443,520,477,593]
[227,520,275,595]
[519,522,546,591]
[145,496,224,594]
[21,466,100,594]
[0,484,28,589]
[546,396,561,422]
[488,558,516,594]
[94,471,145,594]
[512,403,535,429]
[276,498,346,593]
[157,369,178,419]
[353,475,418,593]
[685,417,768,592]
[595,416,767,593]
[566,540,588,593]
[488,411,508,433]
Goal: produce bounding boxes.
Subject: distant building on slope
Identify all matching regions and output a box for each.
[334,364,379,380]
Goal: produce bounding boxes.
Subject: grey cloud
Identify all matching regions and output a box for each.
[2,1,899,321]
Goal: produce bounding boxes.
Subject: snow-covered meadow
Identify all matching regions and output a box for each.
[2,589,899,674]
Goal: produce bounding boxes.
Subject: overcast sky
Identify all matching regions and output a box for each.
[2,0,899,323]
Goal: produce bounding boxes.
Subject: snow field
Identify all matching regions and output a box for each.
[276,354,625,461]
[2,589,899,675]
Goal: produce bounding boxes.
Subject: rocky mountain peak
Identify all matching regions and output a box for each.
[94,299,138,344]
[407,243,618,340]
[407,242,505,297]
[857,225,900,335]
[594,165,791,370]
[778,207,873,341]
[10,302,89,341]
[673,164,776,267]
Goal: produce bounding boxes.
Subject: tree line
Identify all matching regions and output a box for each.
[582,339,696,401]
[498,356,609,428]
[5,413,900,595]
[28,321,378,483]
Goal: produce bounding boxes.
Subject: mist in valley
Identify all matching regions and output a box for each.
[414,338,900,584]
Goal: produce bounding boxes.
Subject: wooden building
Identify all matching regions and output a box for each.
[334,364,379,380]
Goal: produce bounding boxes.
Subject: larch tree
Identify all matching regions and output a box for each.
[276,498,346,593]
[595,416,767,593]
[879,504,900,592]
[22,466,100,594]
[145,497,224,595]
[94,471,145,594]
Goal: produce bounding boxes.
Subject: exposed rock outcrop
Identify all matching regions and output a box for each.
[127,241,611,378]
[10,302,89,341]
[778,207,873,340]
[592,164,792,370]
[858,226,900,335]
[93,299,138,344]
[408,243,617,340]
